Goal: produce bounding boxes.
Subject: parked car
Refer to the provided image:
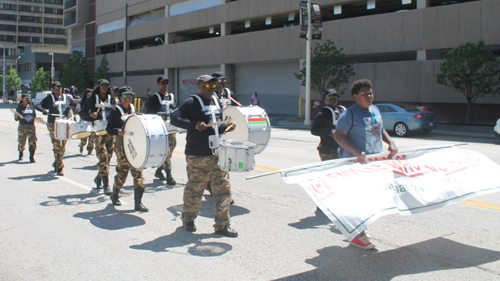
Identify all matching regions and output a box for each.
[32,91,51,106]
[494,119,500,137]
[375,103,437,137]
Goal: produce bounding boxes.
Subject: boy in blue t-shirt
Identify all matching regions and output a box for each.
[334,79,398,250]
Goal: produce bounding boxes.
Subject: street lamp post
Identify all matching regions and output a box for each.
[155,38,165,45]
[49,53,54,81]
[0,44,5,104]
[304,0,313,126]
[15,56,21,71]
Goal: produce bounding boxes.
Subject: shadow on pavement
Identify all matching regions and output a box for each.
[8,172,59,182]
[288,209,342,235]
[39,190,106,207]
[275,237,500,280]
[74,204,145,230]
[166,194,250,220]
[130,226,232,256]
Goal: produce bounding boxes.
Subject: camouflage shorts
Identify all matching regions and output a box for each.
[317,143,339,161]
[47,123,67,169]
[113,136,144,190]
[95,134,114,176]
[18,124,37,152]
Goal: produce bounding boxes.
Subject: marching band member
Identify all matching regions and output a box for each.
[171,74,237,237]
[106,86,148,212]
[311,89,346,161]
[15,93,37,163]
[146,75,177,185]
[334,79,398,250]
[35,81,78,176]
[79,79,116,194]
[212,71,238,108]
[78,89,95,155]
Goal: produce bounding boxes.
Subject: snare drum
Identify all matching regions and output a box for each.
[123,114,169,169]
[94,120,107,136]
[70,121,92,139]
[223,106,271,154]
[54,119,74,140]
[218,140,256,172]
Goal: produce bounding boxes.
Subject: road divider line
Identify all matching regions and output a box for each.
[0,119,47,130]
[460,200,500,211]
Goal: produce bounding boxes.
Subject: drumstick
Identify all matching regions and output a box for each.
[10,109,25,120]
[230,96,242,106]
[35,117,47,125]
[224,121,236,132]
[205,119,233,128]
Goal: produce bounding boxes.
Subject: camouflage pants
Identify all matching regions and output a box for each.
[47,123,67,170]
[79,132,96,152]
[95,134,114,176]
[160,133,177,171]
[182,155,231,231]
[317,143,339,161]
[113,136,144,191]
[18,124,37,152]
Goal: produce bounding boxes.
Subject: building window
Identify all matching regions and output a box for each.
[44,37,66,44]
[19,25,43,33]
[0,13,17,21]
[45,7,63,15]
[19,64,25,72]
[25,63,31,72]
[44,17,63,24]
[18,15,43,23]
[0,24,16,32]
[18,36,42,43]
[0,4,18,11]
[19,5,44,13]
[0,35,16,42]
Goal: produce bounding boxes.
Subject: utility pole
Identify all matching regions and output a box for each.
[304,0,312,126]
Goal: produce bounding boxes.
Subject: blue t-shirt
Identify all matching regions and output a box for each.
[336,104,384,158]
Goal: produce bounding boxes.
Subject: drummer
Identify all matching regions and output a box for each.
[79,79,116,195]
[106,86,148,212]
[78,88,95,155]
[15,93,37,163]
[212,71,239,108]
[171,74,237,237]
[35,81,78,176]
[146,75,177,185]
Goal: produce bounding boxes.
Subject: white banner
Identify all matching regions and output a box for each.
[281,146,500,241]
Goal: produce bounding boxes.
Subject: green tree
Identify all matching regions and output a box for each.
[93,55,111,84]
[437,40,500,124]
[59,51,90,91]
[32,67,51,93]
[295,39,355,98]
[6,65,21,93]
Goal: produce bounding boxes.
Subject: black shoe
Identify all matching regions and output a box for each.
[183,221,196,232]
[18,152,23,161]
[215,225,238,237]
[166,176,176,186]
[230,198,234,205]
[110,186,121,206]
[56,169,64,176]
[102,176,111,195]
[135,203,149,212]
[79,146,83,154]
[29,150,35,163]
[154,167,166,180]
[87,150,92,155]
[134,188,149,212]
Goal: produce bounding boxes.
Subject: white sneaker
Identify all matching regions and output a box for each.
[349,232,375,250]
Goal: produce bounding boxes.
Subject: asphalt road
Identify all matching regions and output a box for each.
[0,106,499,281]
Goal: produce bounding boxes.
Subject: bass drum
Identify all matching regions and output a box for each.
[122,114,169,169]
[223,106,271,154]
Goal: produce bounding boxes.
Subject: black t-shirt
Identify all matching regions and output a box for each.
[311,106,345,148]
[16,102,36,125]
[35,92,78,124]
[106,103,133,136]
[171,94,228,156]
[146,92,176,117]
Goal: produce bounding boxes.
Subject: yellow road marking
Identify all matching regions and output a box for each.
[2,119,500,211]
[460,199,500,211]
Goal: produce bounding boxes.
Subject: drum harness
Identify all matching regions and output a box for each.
[325,105,346,126]
[192,94,223,156]
[49,92,67,120]
[95,94,111,120]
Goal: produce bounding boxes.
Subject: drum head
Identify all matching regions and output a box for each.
[123,115,148,168]
[223,107,249,141]
[72,132,91,139]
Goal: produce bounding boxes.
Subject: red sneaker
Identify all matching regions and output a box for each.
[349,232,375,250]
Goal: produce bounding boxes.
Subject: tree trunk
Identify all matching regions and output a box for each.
[466,102,472,124]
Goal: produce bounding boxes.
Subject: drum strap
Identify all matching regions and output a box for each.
[155,92,174,114]
[325,105,345,126]
[50,93,66,114]
[192,94,222,138]
[116,104,135,118]
[95,94,111,108]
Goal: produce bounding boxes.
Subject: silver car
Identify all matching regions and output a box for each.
[376,103,437,137]
[32,91,51,106]
[494,119,500,137]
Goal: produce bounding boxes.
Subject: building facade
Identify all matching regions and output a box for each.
[89,0,499,123]
[0,0,69,73]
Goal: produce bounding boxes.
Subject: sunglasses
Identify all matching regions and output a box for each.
[204,82,216,88]
[370,112,378,126]
[55,86,62,89]
[161,81,169,85]
[100,84,109,88]
[326,95,339,99]
[218,78,226,82]
[122,93,134,98]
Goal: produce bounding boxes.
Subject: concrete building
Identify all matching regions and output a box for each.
[16,45,70,85]
[89,0,499,123]
[0,0,69,72]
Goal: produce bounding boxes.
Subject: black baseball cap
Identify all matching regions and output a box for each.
[157,75,169,84]
[98,79,109,86]
[118,86,135,97]
[51,81,62,88]
[323,89,339,99]
[212,71,226,79]
[197,75,217,85]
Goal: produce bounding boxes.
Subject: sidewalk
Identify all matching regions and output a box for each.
[268,114,498,140]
